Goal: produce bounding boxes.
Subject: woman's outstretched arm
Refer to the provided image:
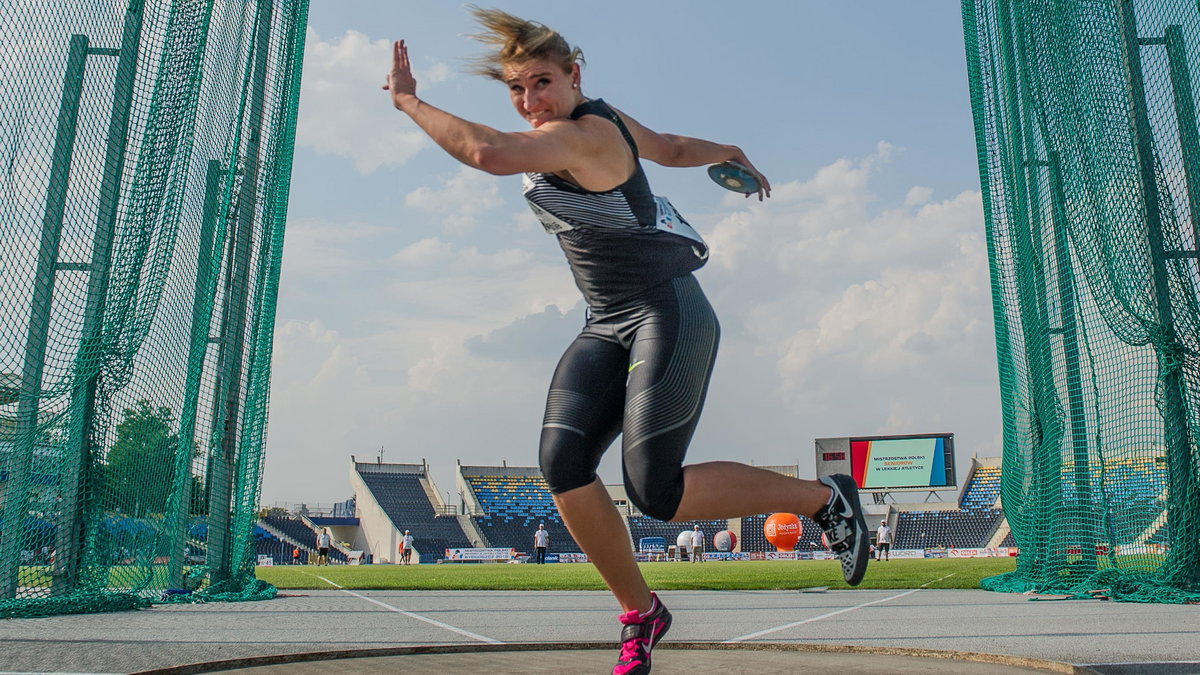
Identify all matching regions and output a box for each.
[384,40,607,177]
[612,107,772,200]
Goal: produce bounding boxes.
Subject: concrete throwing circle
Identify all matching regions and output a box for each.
[135,642,1091,674]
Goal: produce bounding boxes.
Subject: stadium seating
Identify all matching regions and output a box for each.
[960,465,1001,510]
[884,463,1007,550]
[356,469,471,561]
[464,473,581,553]
[261,514,346,562]
[253,526,307,564]
[893,509,1004,549]
[1092,457,1167,540]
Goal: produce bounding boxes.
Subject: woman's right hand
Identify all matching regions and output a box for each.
[383,40,417,108]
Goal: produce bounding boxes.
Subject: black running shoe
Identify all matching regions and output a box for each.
[814,474,870,586]
[612,593,672,675]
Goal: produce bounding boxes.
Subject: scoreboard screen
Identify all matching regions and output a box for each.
[816,434,955,491]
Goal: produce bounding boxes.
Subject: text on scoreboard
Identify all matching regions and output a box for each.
[850,435,954,489]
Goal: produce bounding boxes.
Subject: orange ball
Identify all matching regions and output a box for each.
[764,512,803,552]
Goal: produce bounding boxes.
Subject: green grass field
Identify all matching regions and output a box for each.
[256,558,1016,592]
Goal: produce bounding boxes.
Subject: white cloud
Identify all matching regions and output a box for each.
[265,229,579,501]
[280,218,392,279]
[390,236,457,266]
[296,28,452,173]
[391,236,536,272]
[404,166,506,234]
[682,146,1000,475]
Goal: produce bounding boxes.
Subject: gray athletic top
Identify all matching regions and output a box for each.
[523,99,709,309]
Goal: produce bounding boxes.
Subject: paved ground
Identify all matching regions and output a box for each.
[2,588,1198,674]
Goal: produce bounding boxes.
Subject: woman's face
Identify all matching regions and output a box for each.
[504,59,580,129]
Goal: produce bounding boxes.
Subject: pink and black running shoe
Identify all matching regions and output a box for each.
[612,593,672,675]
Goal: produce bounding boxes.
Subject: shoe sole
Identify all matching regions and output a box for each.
[826,475,870,586]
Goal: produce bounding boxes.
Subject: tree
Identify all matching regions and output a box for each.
[105,400,179,517]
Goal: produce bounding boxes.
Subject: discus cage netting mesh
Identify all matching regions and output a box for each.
[963,0,1200,601]
[0,0,308,617]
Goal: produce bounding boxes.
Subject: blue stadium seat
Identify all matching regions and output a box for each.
[356,469,471,560]
[464,473,581,553]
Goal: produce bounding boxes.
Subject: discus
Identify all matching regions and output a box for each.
[707,161,761,194]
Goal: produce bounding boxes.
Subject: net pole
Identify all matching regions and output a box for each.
[0,34,90,601]
[1046,149,1097,572]
[963,0,1030,547]
[166,160,224,589]
[996,0,1066,583]
[227,6,309,581]
[1163,25,1200,251]
[1116,0,1200,586]
[53,0,144,596]
[207,0,273,585]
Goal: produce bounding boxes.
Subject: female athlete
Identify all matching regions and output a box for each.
[384,9,869,673]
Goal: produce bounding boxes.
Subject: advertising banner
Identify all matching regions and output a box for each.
[701,552,748,561]
[888,548,925,559]
[444,547,515,561]
[256,555,273,566]
[556,552,589,563]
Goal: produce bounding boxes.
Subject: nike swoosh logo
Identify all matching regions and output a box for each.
[628,360,646,373]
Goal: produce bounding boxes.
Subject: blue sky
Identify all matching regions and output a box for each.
[261,1,998,506]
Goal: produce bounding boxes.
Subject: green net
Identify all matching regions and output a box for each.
[963,0,1200,602]
[0,0,308,618]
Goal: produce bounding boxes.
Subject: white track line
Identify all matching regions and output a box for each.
[726,589,919,642]
[339,590,503,644]
[725,571,959,643]
[313,574,343,589]
[307,572,500,643]
[922,572,956,587]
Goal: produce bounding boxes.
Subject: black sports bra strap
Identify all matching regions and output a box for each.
[571,99,639,159]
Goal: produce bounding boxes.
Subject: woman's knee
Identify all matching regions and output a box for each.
[539,431,597,494]
[624,471,684,521]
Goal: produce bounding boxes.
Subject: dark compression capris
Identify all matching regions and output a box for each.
[538,274,719,521]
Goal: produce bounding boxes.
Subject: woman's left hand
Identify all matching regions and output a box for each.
[729,152,771,201]
[383,40,417,107]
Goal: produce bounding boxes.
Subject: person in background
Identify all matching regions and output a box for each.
[689,525,704,563]
[401,530,415,565]
[316,528,332,566]
[533,523,550,564]
[876,518,892,561]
